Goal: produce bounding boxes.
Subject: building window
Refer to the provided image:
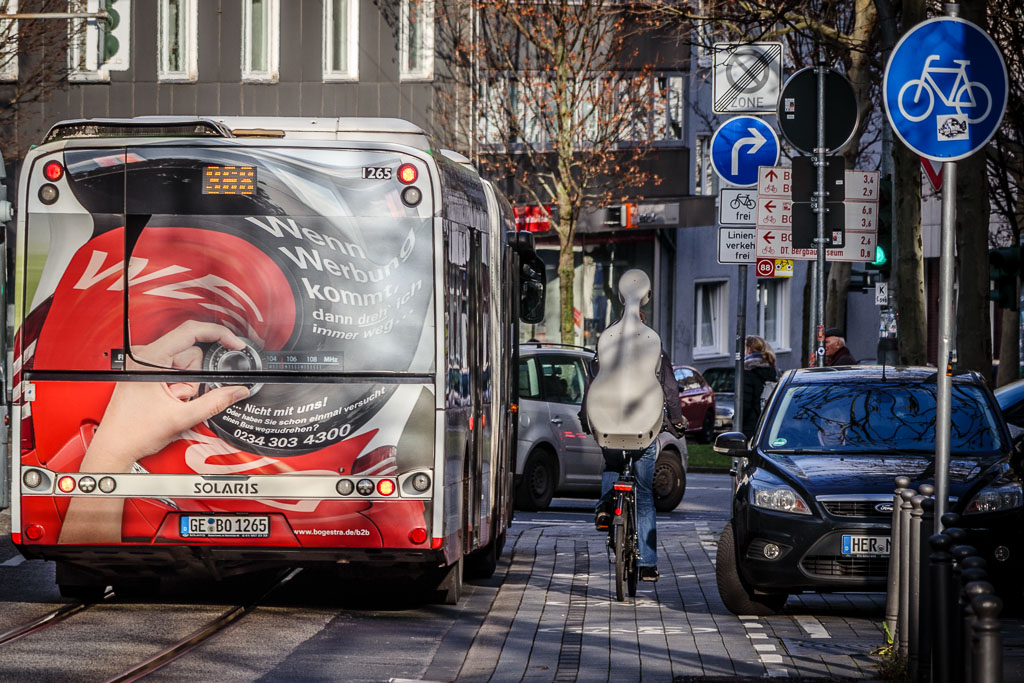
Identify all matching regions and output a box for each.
[400,0,433,81]
[68,0,131,82]
[757,279,789,351]
[654,75,684,140]
[323,0,358,81]
[695,134,713,195]
[158,0,197,81]
[694,281,726,356]
[0,0,16,82]
[242,0,279,83]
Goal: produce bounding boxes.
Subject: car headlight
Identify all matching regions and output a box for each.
[964,482,1023,515]
[750,479,812,515]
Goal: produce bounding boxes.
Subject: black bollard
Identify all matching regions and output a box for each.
[941,511,961,533]
[886,476,912,643]
[950,545,979,678]
[908,494,925,680]
[930,533,953,683]
[917,493,934,683]
[971,594,1003,683]
[963,579,994,683]
[898,488,916,658]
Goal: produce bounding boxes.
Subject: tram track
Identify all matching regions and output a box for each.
[0,568,301,681]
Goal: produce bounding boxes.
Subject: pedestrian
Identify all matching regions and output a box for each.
[824,328,856,366]
[740,335,778,439]
[578,280,685,583]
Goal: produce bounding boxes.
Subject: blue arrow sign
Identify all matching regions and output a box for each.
[710,116,780,187]
[884,17,1007,162]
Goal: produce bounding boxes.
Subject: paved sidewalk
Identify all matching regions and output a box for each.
[430,513,887,681]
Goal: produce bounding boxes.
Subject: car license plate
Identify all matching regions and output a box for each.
[180,515,270,538]
[841,534,890,556]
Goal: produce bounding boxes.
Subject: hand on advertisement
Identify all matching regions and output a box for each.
[81,321,251,474]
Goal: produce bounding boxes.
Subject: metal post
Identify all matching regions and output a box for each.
[935,160,957,530]
[950,543,977,678]
[734,264,747,436]
[930,533,953,683]
[908,494,924,679]
[885,475,911,640]
[917,487,935,683]
[814,54,827,367]
[971,594,1003,683]
[961,572,991,682]
[898,488,915,657]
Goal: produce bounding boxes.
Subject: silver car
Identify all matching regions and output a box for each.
[514,343,688,512]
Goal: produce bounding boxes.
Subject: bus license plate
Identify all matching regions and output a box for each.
[841,535,890,556]
[181,515,270,538]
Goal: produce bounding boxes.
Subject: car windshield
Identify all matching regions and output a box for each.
[763,382,1004,455]
[704,367,734,393]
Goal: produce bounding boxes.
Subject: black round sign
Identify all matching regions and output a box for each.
[777,67,859,154]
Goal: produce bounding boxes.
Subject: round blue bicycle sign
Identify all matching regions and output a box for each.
[884,17,1007,162]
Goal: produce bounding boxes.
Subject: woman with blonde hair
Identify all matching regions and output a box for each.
[741,335,778,438]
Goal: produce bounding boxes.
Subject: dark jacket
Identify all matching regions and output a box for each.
[827,345,856,366]
[580,350,685,436]
[741,354,779,438]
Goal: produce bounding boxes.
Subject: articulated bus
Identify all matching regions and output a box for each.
[6,116,545,603]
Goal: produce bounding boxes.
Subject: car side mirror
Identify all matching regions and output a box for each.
[714,431,750,457]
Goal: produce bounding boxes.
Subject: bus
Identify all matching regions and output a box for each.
[6,116,545,603]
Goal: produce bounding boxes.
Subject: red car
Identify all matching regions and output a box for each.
[672,365,717,443]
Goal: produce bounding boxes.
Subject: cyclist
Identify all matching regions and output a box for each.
[579,313,685,582]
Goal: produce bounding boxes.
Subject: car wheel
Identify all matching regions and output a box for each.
[515,448,557,511]
[653,452,685,512]
[715,521,788,616]
[697,410,715,444]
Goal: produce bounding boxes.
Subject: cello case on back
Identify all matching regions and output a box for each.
[585,269,664,450]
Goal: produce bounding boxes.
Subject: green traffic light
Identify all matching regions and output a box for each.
[871,245,888,267]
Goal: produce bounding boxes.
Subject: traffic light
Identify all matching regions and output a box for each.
[101,0,121,63]
[989,246,1022,311]
[866,175,892,277]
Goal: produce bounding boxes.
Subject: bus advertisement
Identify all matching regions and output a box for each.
[7,117,545,603]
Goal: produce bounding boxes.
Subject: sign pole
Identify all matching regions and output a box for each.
[934,161,955,530]
[734,264,747,435]
[814,53,827,366]
[933,0,961,533]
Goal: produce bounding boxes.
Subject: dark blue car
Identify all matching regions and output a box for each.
[714,366,1023,615]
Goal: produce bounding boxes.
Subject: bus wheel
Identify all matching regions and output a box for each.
[56,562,108,602]
[516,448,556,511]
[433,557,463,605]
[465,530,504,579]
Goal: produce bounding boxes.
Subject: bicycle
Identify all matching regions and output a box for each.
[897,54,992,124]
[607,450,640,601]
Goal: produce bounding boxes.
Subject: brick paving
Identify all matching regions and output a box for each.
[434,513,891,681]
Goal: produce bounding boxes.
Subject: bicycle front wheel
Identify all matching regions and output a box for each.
[626,518,639,597]
[614,521,627,602]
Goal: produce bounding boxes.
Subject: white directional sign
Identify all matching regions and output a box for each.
[713,42,784,114]
[755,165,878,262]
[718,227,756,264]
[719,188,758,226]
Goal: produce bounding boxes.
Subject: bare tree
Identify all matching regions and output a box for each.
[434,0,669,343]
[0,0,84,159]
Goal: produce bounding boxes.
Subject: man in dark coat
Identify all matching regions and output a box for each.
[824,328,857,366]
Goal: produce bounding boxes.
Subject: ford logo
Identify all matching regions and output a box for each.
[876,502,894,513]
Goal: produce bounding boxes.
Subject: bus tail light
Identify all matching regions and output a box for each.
[431,537,443,549]
[43,160,64,181]
[57,476,76,493]
[377,479,396,496]
[397,163,418,184]
[411,473,431,492]
[409,528,427,544]
[24,524,44,541]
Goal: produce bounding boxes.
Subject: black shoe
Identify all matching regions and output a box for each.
[640,566,660,582]
[595,503,612,531]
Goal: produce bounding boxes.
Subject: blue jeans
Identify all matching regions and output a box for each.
[598,440,658,568]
